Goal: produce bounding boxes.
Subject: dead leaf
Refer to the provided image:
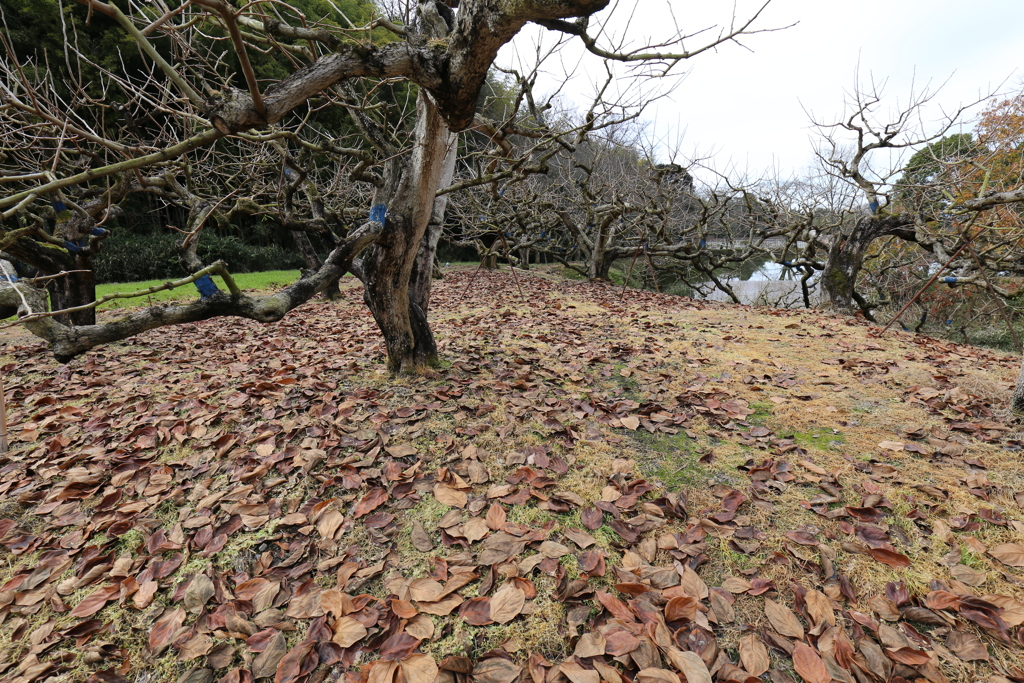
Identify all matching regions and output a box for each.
[738,633,769,677]
[353,488,389,518]
[411,520,434,552]
[405,614,435,640]
[765,598,805,639]
[400,654,438,683]
[804,589,835,629]
[462,517,490,543]
[989,543,1024,567]
[251,631,288,679]
[489,584,525,624]
[574,632,606,658]
[149,607,186,654]
[409,578,445,603]
[460,597,493,626]
[70,584,119,619]
[183,574,215,614]
[634,668,679,683]
[560,662,600,683]
[473,658,522,683]
[380,632,421,661]
[792,643,829,683]
[332,616,367,648]
[868,547,911,568]
[945,630,989,661]
[434,483,468,508]
[950,564,987,586]
[665,649,711,683]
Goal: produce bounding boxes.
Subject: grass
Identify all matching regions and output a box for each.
[93,270,303,310]
[630,430,709,490]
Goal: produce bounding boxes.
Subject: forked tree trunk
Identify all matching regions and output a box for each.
[362,90,454,373]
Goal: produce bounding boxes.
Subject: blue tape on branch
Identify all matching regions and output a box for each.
[369,203,387,226]
[64,240,82,253]
[869,200,880,214]
[1,273,17,283]
[943,276,958,284]
[782,260,794,267]
[90,227,108,237]
[194,274,220,299]
[51,201,67,213]
[699,238,707,249]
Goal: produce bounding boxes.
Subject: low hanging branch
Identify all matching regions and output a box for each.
[3,260,240,330]
[1,223,381,362]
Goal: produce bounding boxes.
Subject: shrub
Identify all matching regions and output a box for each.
[94,232,305,283]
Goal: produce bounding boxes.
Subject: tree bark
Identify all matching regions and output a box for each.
[820,215,913,315]
[479,251,498,269]
[587,219,613,280]
[410,125,458,315]
[48,253,96,326]
[362,89,453,373]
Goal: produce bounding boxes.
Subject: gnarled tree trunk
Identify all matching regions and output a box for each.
[820,214,913,316]
[362,90,454,373]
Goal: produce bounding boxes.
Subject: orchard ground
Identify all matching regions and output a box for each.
[0,266,1023,682]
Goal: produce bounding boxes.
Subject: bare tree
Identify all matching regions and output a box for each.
[1,0,774,372]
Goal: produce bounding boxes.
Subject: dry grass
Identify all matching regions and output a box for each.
[2,269,1024,680]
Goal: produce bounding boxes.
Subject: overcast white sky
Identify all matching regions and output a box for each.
[497,0,1024,181]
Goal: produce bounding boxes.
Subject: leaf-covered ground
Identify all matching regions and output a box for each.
[1,268,1024,683]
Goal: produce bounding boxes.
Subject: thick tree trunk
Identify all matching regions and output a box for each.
[588,247,613,280]
[587,220,613,280]
[820,216,884,314]
[821,215,917,315]
[480,252,498,269]
[363,90,453,373]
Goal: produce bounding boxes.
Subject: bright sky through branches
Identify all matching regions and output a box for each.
[498,0,1024,180]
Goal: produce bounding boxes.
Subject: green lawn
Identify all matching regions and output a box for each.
[94,269,302,310]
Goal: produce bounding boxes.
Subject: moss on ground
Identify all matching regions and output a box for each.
[629,430,709,490]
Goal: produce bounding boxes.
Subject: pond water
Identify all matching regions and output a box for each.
[698,261,822,307]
